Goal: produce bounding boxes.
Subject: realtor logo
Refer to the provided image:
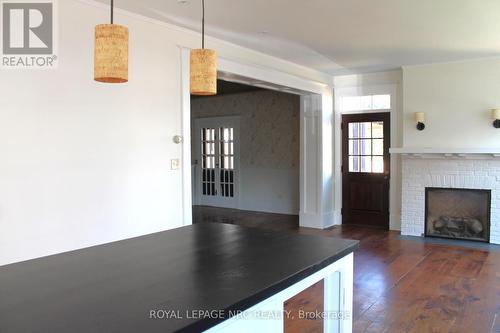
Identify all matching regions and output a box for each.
[1,0,57,68]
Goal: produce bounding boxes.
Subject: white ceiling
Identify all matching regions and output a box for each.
[101,0,500,75]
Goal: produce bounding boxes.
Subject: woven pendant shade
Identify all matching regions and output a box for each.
[190,48,217,96]
[94,24,129,83]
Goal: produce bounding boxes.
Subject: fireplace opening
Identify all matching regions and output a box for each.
[425,188,491,243]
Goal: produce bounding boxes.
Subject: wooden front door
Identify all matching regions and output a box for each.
[342,112,390,228]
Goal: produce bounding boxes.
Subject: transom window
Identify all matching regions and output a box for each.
[342,94,391,112]
[348,121,384,173]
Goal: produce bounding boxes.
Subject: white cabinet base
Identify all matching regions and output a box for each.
[205,253,354,333]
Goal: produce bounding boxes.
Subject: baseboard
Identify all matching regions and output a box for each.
[333,209,342,227]
[299,211,337,229]
[389,213,401,231]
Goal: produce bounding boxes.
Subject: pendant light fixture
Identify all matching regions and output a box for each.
[94,0,129,83]
[190,0,217,95]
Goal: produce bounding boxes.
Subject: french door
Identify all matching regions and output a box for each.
[342,112,390,228]
[194,116,240,209]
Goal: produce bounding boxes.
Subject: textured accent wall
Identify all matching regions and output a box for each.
[191,89,300,214]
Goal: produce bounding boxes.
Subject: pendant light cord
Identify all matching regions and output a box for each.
[111,0,114,24]
[202,0,205,49]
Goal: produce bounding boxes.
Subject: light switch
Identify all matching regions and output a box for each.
[171,159,180,170]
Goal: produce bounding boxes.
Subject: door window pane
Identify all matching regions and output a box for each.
[219,127,234,171]
[359,123,372,138]
[373,156,384,173]
[361,156,372,173]
[200,123,237,199]
[346,121,385,174]
[349,140,359,155]
[218,127,235,197]
[348,122,372,139]
[372,121,384,138]
[349,156,360,172]
[360,139,371,155]
[348,123,357,139]
[201,128,217,196]
[373,139,384,155]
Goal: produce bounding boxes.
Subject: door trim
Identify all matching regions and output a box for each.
[181,48,193,226]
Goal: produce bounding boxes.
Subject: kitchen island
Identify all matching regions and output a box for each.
[0,223,358,333]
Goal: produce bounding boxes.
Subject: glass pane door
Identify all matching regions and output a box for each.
[201,127,217,196]
[219,127,235,198]
[195,117,239,208]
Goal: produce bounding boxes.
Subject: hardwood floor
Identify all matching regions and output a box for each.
[193,206,500,333]
[284,280,324,333]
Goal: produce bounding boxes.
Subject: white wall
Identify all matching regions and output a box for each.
[403,58,500,148]
[191,90,300,215]
[0,0,333,266]
[0,0,184,266]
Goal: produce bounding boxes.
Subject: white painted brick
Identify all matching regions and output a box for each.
[401,156,500,245]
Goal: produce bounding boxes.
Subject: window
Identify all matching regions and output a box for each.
[342,94,391,112]
[348,121,384,173]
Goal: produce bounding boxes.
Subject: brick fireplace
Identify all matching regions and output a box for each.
[396,151,500,245]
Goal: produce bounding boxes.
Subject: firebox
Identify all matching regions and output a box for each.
[425,187,491,243]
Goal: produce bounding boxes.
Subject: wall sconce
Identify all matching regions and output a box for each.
[491,109,500,129]
[414,112,425,131]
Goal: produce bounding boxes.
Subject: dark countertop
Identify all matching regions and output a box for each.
[0,223,359,333]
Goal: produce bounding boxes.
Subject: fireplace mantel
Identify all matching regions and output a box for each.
[390,147,500,159]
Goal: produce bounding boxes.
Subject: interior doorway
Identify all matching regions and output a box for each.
[190,79,300,217]
[180,48,333,228]
[341,112,391,228]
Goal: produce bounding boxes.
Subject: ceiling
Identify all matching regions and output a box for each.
[101,0,500,75]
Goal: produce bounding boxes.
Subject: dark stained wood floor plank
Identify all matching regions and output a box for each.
[284,280,324,333]
[193,206,500,333]
[449,252,500,333]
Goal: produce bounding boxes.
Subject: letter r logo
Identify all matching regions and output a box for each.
[2,2,53,54]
